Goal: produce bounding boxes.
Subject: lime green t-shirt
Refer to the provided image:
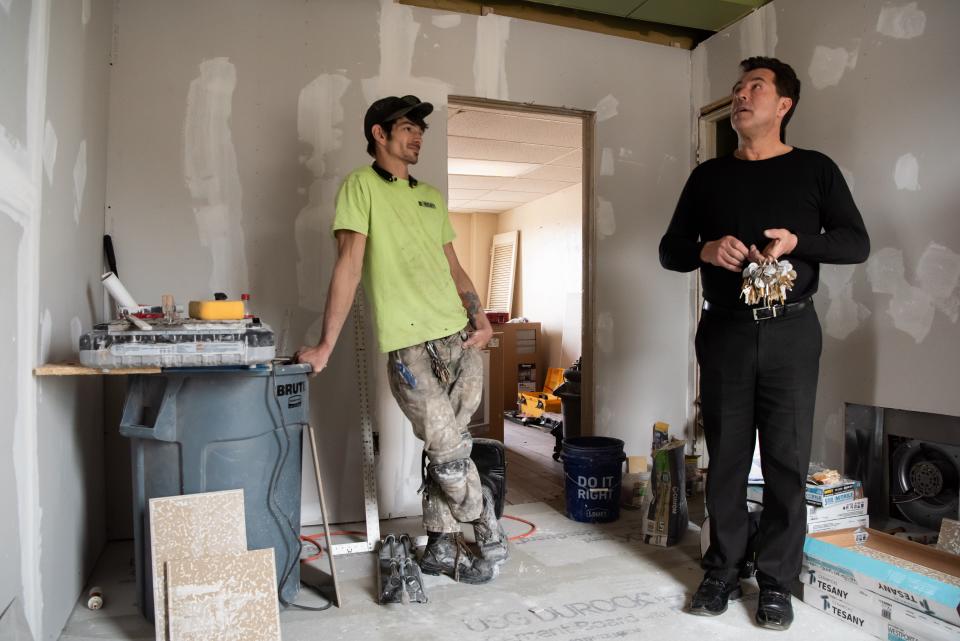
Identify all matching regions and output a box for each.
[333,165,467,352]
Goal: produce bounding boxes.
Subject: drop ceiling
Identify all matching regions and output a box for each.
[447,105,582,214]
[524,0,772,32]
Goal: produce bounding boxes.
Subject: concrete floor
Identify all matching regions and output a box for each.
[59,500,872,641]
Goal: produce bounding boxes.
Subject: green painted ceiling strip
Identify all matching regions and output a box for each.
[524,0,772,32]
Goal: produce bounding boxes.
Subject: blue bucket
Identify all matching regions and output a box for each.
[561,436,626,523]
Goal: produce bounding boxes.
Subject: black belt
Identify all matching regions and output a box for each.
[702,298,811,321]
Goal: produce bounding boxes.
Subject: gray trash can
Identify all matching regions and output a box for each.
[120,363,309,619]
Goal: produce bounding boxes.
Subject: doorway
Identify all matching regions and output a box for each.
[446,97,594,505]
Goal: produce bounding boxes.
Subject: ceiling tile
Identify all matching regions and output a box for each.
[549,149,583,168]
[449,136,573,164]
[524,0,639,18]
[448,158,540,177]
[448,175,507,190]
[449,188,490,200]
[498,177,578,194]
[448,109,581,148]
[467,200,516,212]
[522,164,583,182]
[627,0,761,31]
[478,190,544,203]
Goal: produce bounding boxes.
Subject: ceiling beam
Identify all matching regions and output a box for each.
[397,0,711,49]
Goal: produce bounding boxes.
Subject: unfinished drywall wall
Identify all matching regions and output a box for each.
[1,0,112,638]
[34,1,113,638]
[498,184,583,370]
[1,0,44,637]
[691,0,960,468]
[0,215,25,633]
[106,0,692,521]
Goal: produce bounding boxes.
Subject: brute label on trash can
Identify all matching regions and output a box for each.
[562,437,626,523]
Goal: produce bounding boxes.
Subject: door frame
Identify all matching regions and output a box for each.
[447,95,597,436]
[691,96,734,463]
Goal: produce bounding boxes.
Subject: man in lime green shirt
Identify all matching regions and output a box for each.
[296,95,507,584]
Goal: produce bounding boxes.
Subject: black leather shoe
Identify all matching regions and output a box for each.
[689,576,742,616]
[756,588,793,630]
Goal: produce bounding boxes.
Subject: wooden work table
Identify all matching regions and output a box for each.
[34,362,162,376]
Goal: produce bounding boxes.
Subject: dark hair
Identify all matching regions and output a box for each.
[739,56,800,142]
[366,115,429,157]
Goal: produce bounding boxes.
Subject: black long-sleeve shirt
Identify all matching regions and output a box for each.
[659,148,870,307]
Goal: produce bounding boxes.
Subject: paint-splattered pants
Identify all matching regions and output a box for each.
[388,330,484,533]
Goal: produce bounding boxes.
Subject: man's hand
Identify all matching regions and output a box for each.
[294,343,333,377]
[759,228,797,261]
[463,325,493,350]
[700,235,749,271]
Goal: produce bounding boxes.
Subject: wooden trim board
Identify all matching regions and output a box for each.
[34,362,161,376]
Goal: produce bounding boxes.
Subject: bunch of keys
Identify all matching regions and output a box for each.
[740,258,797,307]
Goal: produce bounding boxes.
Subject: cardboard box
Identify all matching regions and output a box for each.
[805,479,863,507]
[803,583,956,641]
[808,498,869,523]
[804,528,960,627]
[807,514,869,534]
[802,566,959,641]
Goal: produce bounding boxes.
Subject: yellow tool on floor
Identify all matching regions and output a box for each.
[517,367,564,418]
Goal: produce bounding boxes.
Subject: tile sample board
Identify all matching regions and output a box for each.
[166,548,280,641]
[149,490,248,641]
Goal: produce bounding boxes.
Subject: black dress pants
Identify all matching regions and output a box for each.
[696,301,822,589]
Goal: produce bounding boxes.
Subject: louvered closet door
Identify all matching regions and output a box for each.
[486,230,518,316]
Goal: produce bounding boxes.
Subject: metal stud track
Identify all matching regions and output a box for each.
[331,294,380,555]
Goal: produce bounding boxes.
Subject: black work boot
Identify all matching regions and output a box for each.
[689,575,742,616]
[419,532,496,584]
[472,487,509,564]
[756,588,793,630]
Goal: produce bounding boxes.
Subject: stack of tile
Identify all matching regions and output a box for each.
[149,490,282,641]
[804,475,868,534]
[801,527,960,641]
[745,470,868,534]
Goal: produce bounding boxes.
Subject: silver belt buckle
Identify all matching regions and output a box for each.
[752,306,778,321]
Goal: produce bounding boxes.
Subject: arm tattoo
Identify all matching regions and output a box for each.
[459,291,483,328]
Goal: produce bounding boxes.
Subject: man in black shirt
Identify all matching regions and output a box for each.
[659,57,869,630]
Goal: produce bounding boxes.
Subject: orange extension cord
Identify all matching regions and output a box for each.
[299,514,537,563]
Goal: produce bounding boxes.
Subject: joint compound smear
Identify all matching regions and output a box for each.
[597,197,615,238]
[183,58,249,297]
[595,95,619,122]
[475,13,510,100]
[866,245,960,343]
[296,74,350,312]
[820,264,870,340]
[808,43,859,90]
[894,153,920,191]
[877,2,926,39]
[739,4,777,60]
[600,148,614,176]
[362,0,451,119]
[73,140,86,224]
[42,121,57,184]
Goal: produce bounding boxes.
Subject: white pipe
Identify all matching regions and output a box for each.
[101,271,137,310]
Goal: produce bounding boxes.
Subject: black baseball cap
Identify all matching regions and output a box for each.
[364,95,434,147]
